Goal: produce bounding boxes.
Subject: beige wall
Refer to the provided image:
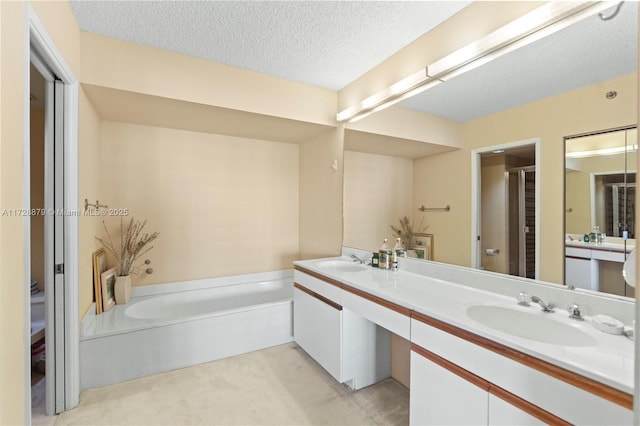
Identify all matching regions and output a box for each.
[566,152,627,235]
[98,121,299,287]
[0,3,27,423]
[299,128,344,259]
[80,32,336,127]
[413,72,637,283]
[78,88,103,318]
[343,151,413,252]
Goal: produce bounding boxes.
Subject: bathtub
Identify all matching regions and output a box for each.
[80,270,293,389]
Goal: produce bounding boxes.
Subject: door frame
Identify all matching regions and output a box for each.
[471,138,540,278]
[23,5,79,421]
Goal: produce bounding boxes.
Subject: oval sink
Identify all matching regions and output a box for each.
[466,305,597,347]
[317,260,367,273]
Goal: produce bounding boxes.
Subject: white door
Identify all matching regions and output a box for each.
[43,78,66,415]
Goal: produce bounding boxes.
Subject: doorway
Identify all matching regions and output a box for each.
[25,6,81,422]
[471,139,539,279]
[29,61,48,420]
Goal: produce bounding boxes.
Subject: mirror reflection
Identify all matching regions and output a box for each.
[565,127,637,297]
[343,2,637,300]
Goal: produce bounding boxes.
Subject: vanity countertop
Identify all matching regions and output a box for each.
[566,240,635,252]
[293,256,634,394]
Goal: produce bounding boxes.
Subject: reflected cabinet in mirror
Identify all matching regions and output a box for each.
[565,128,637,298]
[343,2,637,302]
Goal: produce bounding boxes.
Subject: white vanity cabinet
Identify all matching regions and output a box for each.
[410,347,543,426]
[293,269,392,390]
[488,395,542,425]
[293,285,342,380]
[565,244,631,294]
[410,314,633,425]
[410,349,488,425]
[565,246,595,290]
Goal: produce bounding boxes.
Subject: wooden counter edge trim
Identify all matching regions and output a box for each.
[411,343,490,391]
[488,384,572,426]
[294,265,411,317]
[411,311,633,410]
[340,284,413,317]
[294,283,342,311]
[411,343,571,426]
[294,265,344,288]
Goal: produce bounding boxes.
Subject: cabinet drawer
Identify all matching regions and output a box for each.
[565,247,590,258]
[590,249,626,262]
[410,317,632,425]
[294,269,342,304]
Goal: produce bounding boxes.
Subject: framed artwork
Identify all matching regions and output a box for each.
[412,233,434,260]
[92,248,107,314]
[100,267,117,312]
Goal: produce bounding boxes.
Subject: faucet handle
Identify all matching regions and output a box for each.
[567,303,587,321]
[517,291,531,306]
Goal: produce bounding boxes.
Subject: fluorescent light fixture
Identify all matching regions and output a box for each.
[337,1,620,123]
[345,78,442,123]
[566,145,639,158]
[336,69,430,122]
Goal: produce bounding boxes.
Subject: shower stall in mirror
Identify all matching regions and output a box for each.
[507,167,536,279]
[479,145,536,279]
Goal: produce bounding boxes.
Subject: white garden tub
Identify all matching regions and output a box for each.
[80,271,293,389]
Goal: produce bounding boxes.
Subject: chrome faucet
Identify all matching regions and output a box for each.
[517,292,555,313]
[531,295,555,313]
[350,254,365,264]
[567,303,586,320]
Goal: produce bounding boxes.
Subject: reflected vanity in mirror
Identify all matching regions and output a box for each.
[565,127,637,297]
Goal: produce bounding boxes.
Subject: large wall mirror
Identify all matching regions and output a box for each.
[565,127,637,297]
[343,2,637,300]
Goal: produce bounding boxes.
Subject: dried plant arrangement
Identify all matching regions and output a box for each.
[390,216,427,250]
[96,217,159,276]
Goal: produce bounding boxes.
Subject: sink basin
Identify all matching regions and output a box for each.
[466,305,597,347]
[317,260,367,273]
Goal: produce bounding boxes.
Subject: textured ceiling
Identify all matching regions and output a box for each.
[69,1,636,124]
[400,2,638,122]
[69,1,470,91]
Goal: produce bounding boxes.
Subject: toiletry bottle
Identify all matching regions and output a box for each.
[372,252,379,268]
[392,240,398,271]
[394,238,406,258]
[379,239,391,270]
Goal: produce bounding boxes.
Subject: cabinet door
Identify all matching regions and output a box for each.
[314,296,343,381]
[410,351,488,425]
[565,256,594,290]
[293,287,315,355]
[488,394,544,425]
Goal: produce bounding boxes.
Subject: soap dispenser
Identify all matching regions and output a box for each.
[379,239,392,270]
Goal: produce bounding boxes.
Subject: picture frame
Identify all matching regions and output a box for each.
[412,233,434,260]
[100,267,117,312]
[92,248,107,314]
